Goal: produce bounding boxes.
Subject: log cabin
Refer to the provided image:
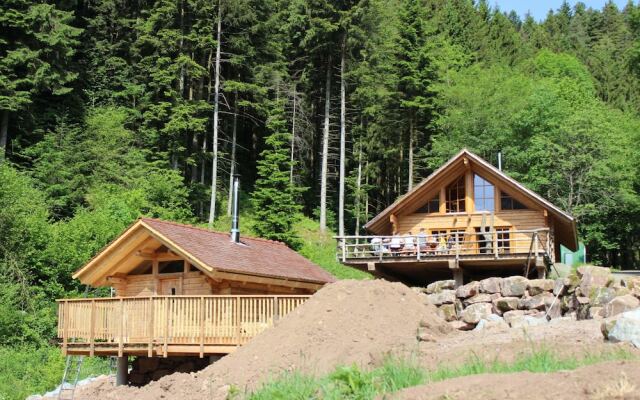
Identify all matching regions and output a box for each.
[57,193,335,385]
[336,149,578,287]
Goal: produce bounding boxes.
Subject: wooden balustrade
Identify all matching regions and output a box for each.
[335,228,552,262]
[57,295,309,356]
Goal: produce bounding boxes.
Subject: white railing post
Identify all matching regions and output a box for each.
[416,235,421,261]
[341,238,346,262]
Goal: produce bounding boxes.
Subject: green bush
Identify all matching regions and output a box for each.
[0,346,109,400]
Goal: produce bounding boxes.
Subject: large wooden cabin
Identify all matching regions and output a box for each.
[58,217,334,385]
[336,149,577,286]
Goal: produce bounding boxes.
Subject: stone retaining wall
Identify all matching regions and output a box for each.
[415,266,640,331]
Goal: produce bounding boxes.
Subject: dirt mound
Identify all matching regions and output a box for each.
[75,280,448,400]
[394,360,640,400]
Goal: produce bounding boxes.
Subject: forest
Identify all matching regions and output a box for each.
[1,0,640,395]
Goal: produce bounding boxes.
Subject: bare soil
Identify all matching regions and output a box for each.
[74,280,448,400]
[393,360,640,400]
[70,280,640,400]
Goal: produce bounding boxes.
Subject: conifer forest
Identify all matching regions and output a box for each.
[1,2,640,389]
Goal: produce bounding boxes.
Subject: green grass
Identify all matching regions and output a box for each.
[294,217,371,280]
[0,346,110,400]
[244,346,636,400]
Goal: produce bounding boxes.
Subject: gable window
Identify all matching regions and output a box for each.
[417,195,440,213]
[446,176,466,213]
[500,191,527,210]
[473,174,495,212]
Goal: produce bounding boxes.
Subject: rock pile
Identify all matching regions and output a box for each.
[416,266,640,331]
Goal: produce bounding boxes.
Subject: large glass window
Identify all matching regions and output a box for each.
[446,176,466,213]
[500,191,527,210]
[417,195,440,213]
[473,174,495,212]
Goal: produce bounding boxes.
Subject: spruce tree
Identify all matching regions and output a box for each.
[252,99,305,249]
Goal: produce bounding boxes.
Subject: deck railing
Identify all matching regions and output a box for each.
[57,295,309,355]
[335,228,551,263]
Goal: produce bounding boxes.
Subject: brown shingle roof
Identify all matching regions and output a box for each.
[140,218,336,284]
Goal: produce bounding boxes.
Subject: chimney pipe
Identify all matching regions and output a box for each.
[497,151,502,171]
[230,174,240,243]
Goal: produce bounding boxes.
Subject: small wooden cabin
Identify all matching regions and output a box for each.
[58,218,335,384]
[337,149,577,286]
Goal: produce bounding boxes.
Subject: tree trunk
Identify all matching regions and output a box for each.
[226,88,238,217]
[208,1,222,228]
[338,39,347,237]
[0,110,8,161]
[408,114,414,191]
[319,55,332,233]
[290,85,296,185]
[354,142,362,236]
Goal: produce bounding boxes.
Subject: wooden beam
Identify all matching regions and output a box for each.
[153,259,159,295]
[136,250,182,261]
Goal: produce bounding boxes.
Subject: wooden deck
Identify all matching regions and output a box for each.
[336,229,553,283]
[57,295,310,357]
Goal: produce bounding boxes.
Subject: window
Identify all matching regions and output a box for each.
[446,176,466,213]
[500,191,527,210]
[496,228,510,254]
[417,196,440,213]
[473,175,495,212]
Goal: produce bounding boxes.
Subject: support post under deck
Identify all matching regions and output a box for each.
[115,356,128,386]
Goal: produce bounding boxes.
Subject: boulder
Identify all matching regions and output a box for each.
[416,327,437,342]
[589,306,604,320]
[548,263,571,279]
[590,287,617,307]
[503,310,526,326]
[528,279,555,296]
[461,303,493,324]
[419,316,454,335]
[456,281,480,298]
[623,276,640,290]
[474,314,509,331]
[604,294,640,318]
[519,292,554,310]
[426,280,455,294]
[463,293,493,306]
[577,265,612,296]
[501,276,529,297]
[545,300,563,319]
[449,320,475,331]
[479,277,502,294]
[426,290,456,305]
[553,278,569,296]
[601,308,640,348]
[492,297,520,313]
[437,304,458,322]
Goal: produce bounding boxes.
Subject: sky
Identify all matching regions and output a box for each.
[492,0,631,21]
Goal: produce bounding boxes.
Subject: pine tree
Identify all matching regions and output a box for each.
[252,99,305,248]
[0,1,81,160]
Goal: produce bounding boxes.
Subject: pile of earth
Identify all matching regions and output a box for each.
[74,279,451,400]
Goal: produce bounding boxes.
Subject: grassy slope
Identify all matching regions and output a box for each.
[247,346,636,400]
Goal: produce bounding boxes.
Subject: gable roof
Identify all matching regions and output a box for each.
[364,149,578,250]
[73,218,336,287]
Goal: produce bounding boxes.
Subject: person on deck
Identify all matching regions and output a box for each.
[404,232,415,255]
[389,233,403,256]
[417,228,428,254]
[438,234,447,254]
[370,236,382,256]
